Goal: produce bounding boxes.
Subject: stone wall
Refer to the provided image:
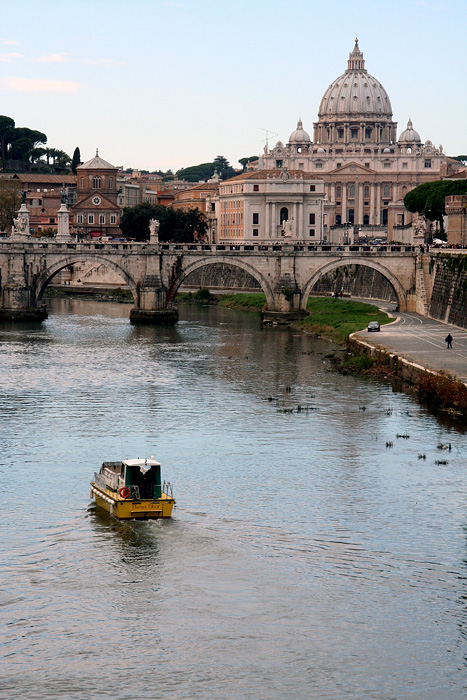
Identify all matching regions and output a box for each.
[429,256,467,328]
[312,264,397,301]
[180,263,261,291]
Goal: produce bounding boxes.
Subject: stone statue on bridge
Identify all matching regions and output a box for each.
[149,219,160,242]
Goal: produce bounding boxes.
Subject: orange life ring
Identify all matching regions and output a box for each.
[119,487,130,499]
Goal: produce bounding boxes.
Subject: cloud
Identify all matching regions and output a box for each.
[1,39,18,45]
[0,76,82,93]
[0,53,22,62]
[33,53,69,63]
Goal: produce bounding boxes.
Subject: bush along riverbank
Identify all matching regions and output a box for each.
[343,338,467,424]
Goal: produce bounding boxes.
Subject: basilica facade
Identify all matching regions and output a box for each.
[259,40,453,241]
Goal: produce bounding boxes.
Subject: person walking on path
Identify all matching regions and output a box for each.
[445,333,453,349]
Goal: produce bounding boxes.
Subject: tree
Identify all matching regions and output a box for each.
[213,155,236,180]
[0,178,21,232]
[119,203,207,242]
[0,116,15,171]
[239,156,259,170]
[176,162,216,182]
[404,180,467,236]
[71,147,81,174]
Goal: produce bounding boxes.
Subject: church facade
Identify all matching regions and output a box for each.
[259,40,453,241]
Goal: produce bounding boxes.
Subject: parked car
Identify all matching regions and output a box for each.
[367,321,380,332]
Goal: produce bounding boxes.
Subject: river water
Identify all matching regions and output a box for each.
[1,298,467,700]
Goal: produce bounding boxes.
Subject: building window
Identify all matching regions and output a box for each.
[276,160,283,168]
[351,128,358,139]
[80,177,84,188]
[92,176,101,189]
[297,147,302,153]
[77,214,83,224]
[364,186,369,198]
[365,162,370,168]
[309,185,315,191]
[110,215,117,224]
[49,218,55,224]
[363,215,369,225]
[299,162,304,169]
[253,229,259,236]
[88,214,94,224]
[337,129,344,139]
[253,213,259,225]
[315,162,323,169]
[425,159,432,168]
[383,185,390,197]
[336,186,341,198]
[349,184,355,198]
[280,207,288,224]
[365,128,372,139]
[253,184,259,191]
[309,229,315,236]
[99,214,105,224]
[109,177,113,189]
[336,163,341,168]
[309,213,315,225]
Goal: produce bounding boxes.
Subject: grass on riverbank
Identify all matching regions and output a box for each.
[294,297,392,345]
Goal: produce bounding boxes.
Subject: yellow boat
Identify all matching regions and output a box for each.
[90,457,175,519]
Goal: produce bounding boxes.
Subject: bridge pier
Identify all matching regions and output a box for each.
[1,255,48,321]
[130,277,178,325]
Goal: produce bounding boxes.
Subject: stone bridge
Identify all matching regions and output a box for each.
[0,239,427,322]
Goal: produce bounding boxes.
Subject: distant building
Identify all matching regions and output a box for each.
[260,39,463,242]
[0,173,77,234]
[445,195,467,247]
[217,170,325,243]
[74,152,120,238]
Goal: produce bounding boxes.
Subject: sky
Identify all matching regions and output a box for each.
[1,0,466,173]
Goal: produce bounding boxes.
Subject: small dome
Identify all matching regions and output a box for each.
[289,119,311,144]
[398,119,421,143]
[383,147,391,153]
[317,147,326,153]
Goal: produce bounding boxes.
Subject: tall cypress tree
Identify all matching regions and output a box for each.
[71,147,81,174]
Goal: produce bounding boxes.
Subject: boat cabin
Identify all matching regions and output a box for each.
[100,458,162,499]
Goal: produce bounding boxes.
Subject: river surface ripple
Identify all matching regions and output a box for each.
[1,299,467,700]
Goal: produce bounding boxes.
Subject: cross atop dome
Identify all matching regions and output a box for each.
[347,38,365,71]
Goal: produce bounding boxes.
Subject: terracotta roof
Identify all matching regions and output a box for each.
[78,153,116,170]
[180,183,219,192]
[0,174,76,184]
[222,169,321,182]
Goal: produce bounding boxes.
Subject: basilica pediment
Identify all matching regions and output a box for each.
[331,162,376,175]
[74,192,119,210]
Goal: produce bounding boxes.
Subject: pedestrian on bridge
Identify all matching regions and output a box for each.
[445,333,453,349]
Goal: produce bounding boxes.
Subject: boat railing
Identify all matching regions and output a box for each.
[163,481,174,498]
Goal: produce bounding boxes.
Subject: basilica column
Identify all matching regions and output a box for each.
[370,183,375,224]
[342,184,347,223]
[297,201,303,240]
[271,204,276,239]
[375,183,381,224]
[265,201,270,238]
[293,202,298,238]
[358,183,364,225]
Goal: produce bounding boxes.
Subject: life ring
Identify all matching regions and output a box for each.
[119,487,130,499]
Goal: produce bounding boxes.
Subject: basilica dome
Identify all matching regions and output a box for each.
[289,119,311,144]
[398,119,421,143]
[318,40,392,117]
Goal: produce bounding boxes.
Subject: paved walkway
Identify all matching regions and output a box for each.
[352,305,467,384]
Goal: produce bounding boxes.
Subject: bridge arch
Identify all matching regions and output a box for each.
[166,256,276,309]
[301,258,407,311]
[35,254,138,304]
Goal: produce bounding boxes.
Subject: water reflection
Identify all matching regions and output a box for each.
[1,298,467,699]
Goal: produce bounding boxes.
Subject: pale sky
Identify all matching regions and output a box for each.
[1,0,466,172]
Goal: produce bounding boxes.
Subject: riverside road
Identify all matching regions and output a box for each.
[353,304,467,384]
